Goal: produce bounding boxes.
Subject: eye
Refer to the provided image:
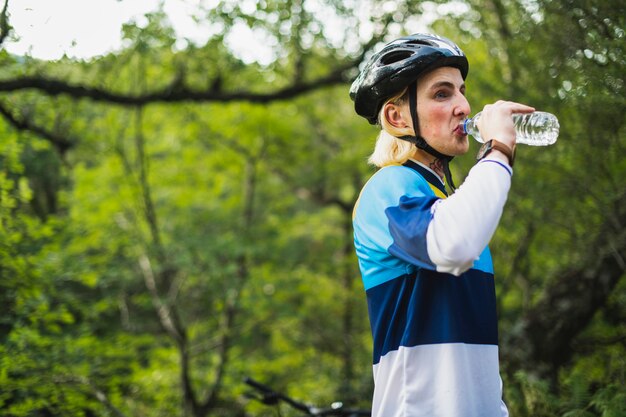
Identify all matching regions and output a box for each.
[435,90,448,99]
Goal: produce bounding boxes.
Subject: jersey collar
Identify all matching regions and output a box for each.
[404,159,448,197]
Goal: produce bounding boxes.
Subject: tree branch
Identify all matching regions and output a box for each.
[198,281,241,417]
[197,157,259,417]
[54,375,131,417]
[0,0,9,47]
[0,99,73,153]
[88,384,131,417]
[138,254,184,344]
[0,65,354,106]
[132,105,200,414]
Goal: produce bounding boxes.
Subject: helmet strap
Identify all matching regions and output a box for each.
[399,81,456,193]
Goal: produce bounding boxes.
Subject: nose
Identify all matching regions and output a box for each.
[455,93,471,118]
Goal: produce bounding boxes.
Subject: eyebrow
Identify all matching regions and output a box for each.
[429,81,465,90]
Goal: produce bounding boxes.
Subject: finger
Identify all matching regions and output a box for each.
[499,101,535,112]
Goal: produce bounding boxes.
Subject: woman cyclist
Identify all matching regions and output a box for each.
[350,33,532,417]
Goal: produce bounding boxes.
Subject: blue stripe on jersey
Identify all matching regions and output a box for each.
[353,165,441,290]
[473,246,495,274]
[385,194,438,269]
[366,268,498,364]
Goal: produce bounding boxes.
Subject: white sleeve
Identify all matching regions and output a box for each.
[426,159,512,276]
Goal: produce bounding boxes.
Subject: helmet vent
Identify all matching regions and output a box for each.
[379,50,414,65]
[406,39,433,46]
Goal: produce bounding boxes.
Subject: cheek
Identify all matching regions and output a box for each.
[421,108,448,133]
[432,107,449,123]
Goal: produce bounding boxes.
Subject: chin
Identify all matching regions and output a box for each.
[451,136,470,155]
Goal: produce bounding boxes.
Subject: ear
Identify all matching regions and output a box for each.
[383,102,409,129]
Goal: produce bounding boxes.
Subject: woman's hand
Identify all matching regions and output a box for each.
[477,100,535,149]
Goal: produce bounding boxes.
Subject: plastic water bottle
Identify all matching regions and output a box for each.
[461,111,560,146]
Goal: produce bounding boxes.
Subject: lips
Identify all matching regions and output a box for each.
[454,125,467,136]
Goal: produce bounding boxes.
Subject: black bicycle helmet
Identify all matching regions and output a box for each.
[350,33,468,124]
[349,33,469,192]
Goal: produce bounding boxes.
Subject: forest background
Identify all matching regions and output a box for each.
[0,0,624,416]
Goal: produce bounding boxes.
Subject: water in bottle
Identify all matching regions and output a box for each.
[460,111,559,146]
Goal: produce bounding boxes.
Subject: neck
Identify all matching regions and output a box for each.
[413,149,445,179]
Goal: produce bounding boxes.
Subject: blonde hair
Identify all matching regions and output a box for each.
[367,88,417,168]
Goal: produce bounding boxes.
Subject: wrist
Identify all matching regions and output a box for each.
[476,139,516,167]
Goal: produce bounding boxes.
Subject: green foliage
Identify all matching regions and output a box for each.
[1,0,624,416]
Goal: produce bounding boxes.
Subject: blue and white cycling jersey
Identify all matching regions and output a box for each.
[353,159,510,417]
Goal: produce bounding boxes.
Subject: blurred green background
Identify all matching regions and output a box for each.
[0,0,624,416]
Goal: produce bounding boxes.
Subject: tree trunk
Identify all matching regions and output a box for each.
[502,193,626,382]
